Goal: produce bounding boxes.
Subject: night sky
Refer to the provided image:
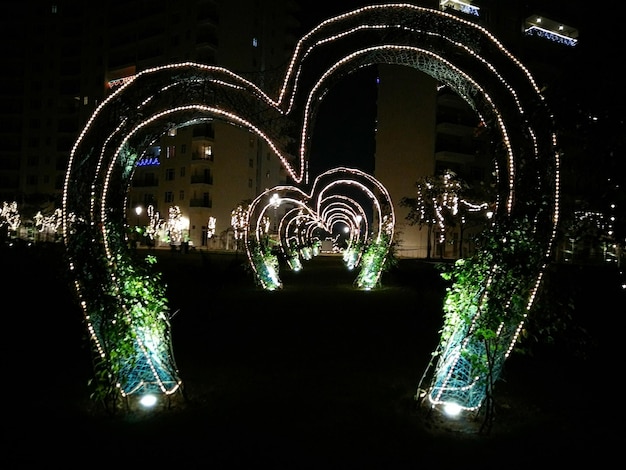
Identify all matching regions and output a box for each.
[299,0,625,196]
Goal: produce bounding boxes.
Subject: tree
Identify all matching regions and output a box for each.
[400,170,492,259]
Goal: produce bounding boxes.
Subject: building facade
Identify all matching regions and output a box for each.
[373,0,581,258]
[6,1,614,264]
[0,0,300,248]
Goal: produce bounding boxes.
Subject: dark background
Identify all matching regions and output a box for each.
[5,244,623,467]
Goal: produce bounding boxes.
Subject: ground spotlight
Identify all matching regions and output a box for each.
[442,401,462,418]
[139,394,158,408]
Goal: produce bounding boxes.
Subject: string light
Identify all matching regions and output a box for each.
[61,4,565,412]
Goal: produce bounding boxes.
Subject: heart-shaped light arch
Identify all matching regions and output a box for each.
[63,4,559,414]
[245,167,395,290]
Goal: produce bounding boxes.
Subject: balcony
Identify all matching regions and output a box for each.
[435,150,475,164]
[440,0,480,17]
[524,15,578,47]
[132,176,159,187]
[190,198,212,208]
[191,174,213,185]
[192,151,214,161]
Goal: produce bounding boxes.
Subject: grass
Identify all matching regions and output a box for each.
[4,243,623,467]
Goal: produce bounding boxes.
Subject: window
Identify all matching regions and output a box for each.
[179,190,185,200]
[248,178,253,188]
[252,37,258,47]
[249,158,253,168]
[143,194,155,206]
[165,191,174,203]
[180,166,185,177]
[181,144,186,154]
[165,168,175,181]
[165,145,175,158]
[204,145,213,161]
[26,175,38,185]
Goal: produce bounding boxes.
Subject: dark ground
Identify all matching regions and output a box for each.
[4,243,624,467]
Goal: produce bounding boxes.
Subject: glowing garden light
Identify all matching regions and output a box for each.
[139,394,158,409]
[442,401,463,418]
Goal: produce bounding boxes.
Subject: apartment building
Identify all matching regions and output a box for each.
[373,0,580,258]
[2,1,594,259]
[0,0,300,248]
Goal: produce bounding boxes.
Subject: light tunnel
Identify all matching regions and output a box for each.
[244,166,394,290]
[62,4,559,416]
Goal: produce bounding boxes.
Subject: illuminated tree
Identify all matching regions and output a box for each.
[34,208,63,242]
[1,201,21,240]
[207,216,216,240]
[231,203,249,253]
[144,204,165,245]
[165,206,185,244]
[401,170,490,259]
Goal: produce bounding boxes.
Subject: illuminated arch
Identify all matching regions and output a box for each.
[63,4,559,416]
[245,167,394,290]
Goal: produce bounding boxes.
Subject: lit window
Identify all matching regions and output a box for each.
[252,37,258,47]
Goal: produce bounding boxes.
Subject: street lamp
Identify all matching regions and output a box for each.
[135,205,143,227]
[270,193,281,234]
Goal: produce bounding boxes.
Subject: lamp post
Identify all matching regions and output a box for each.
[135,205,143,228]
[270,193,281,234]
[132,205,143,249]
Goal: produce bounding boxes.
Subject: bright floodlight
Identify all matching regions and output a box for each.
[442,402,462,418]
[139,394,158,408]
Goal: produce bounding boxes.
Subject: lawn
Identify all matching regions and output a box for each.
[4,243,623,467]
